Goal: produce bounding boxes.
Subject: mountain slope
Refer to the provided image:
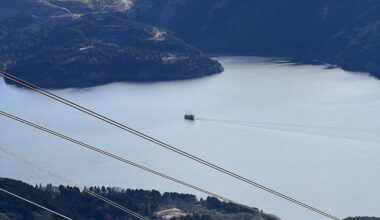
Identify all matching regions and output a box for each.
[128,0,380,78]
[0,0,223,88]
[3,0,380,87]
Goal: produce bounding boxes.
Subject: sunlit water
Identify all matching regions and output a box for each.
[1,57,380,220]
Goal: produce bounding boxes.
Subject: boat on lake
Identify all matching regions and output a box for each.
[184,113,195,121]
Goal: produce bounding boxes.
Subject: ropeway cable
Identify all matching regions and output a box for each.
[0,111,258,214]
[0,187,72,220]
[0,71,341,220]
[0,146,150,220]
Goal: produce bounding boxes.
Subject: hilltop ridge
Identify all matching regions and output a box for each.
[0,0,223,88]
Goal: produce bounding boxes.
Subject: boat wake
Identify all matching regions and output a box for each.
[196,118,379,144]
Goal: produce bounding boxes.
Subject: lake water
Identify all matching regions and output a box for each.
[1,57,380,220]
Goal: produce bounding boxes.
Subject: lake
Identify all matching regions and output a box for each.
[1,57,380,220]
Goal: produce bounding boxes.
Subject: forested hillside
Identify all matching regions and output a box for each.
[129,0,380,78]
[2,0,380,88]
[0,178,279,220]
[0,0,222,88]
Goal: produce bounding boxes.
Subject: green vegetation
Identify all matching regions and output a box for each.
[0,1,222,88]
[0,178,278,220]
[2,177,376,219]
[130,0,380,79]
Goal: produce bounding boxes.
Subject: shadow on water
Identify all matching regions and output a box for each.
[270,57,338,70]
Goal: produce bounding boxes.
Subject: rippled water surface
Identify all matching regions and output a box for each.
[1,57,380,220]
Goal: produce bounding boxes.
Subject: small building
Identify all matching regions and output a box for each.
[153,208,188,220]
